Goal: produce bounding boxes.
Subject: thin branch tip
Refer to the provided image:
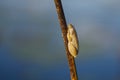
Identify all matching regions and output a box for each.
[54,0,78,80]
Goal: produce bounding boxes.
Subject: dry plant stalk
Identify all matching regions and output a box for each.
[54,0,78,80]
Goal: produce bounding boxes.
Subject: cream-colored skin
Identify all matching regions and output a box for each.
[67,24,79,57]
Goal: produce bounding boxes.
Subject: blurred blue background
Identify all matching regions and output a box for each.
[0,0,120,80]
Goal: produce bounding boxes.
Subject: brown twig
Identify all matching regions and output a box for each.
[54,0,78,80]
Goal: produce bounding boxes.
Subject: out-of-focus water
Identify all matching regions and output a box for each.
[0,0,120,80]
